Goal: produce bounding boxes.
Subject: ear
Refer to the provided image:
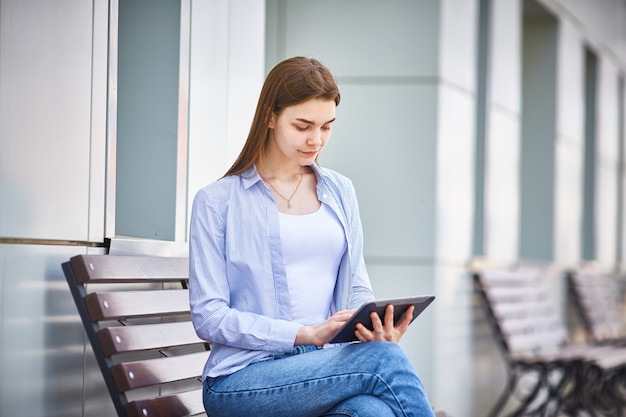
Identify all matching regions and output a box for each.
[268,112,276,129]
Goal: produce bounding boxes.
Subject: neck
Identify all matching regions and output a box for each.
[257,161,303,180]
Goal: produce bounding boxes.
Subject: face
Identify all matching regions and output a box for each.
[268,98,336,167]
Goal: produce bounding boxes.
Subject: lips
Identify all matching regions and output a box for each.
[302,151,319,157]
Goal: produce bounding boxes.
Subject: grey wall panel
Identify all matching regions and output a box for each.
[269,0,440,78]
[83,343,117,417]
[0,0,102,241]
[115,0,181,242]
[520,12,558,261]
[322,83,438,259]
[0,244,105,417]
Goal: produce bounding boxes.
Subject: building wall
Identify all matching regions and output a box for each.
[0,0,107,242]
[0,1,109,415]
[0,0,625,416]
[266,1,478,412]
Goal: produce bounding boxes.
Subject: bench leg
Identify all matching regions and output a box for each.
[536,362,587,417]
[507,365,555,417]
[488,364,546,417]
[588,366,626,417]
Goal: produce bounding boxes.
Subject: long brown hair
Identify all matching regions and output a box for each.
[224,56,341,177]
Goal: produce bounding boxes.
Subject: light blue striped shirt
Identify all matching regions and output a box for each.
[189,163,374,379]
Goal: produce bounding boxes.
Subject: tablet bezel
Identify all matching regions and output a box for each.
[327,296,435,344]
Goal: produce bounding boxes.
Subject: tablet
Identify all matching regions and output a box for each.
[328,296,435,344]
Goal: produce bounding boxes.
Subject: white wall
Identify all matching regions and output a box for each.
[548,0,626,65]
[186,0,265,231]
[594,57,621,268]
[483,0,522,264]
[0,0,107,243]
[554,18,585,267]
[621,79,626,270]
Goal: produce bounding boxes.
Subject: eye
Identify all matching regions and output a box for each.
[295,125,309,131]
[322,125,332,131]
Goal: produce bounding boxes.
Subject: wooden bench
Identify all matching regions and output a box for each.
[567,267,626,345]
[62,254,209,417]
[474,267,626,417]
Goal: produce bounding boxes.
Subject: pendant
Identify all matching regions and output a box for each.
[287,200,292,209]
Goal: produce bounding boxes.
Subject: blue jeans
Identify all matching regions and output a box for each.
[202,341,435,417]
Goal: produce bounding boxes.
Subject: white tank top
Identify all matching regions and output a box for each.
[279,203,347,325]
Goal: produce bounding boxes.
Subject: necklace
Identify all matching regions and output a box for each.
[264,167,304,209]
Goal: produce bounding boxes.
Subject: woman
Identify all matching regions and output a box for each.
[189,56,435,417]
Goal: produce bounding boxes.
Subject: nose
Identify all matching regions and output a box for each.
[307,128,323,146]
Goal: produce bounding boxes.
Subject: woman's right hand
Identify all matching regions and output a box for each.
[295,310,356,346]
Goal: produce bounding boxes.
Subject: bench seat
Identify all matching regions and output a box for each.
[63,254,208,417]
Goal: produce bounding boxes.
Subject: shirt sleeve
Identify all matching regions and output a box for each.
[343,179,376,309]
[188,185,301,353]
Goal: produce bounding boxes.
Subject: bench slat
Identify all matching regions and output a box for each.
[97,321,203,356]
[491,300,554,318]
[568,271,626,342]
[125,388,205,417]
[507,329,568,353]
[84,290,190,321]
[70,254,189,284]
[476,270,570,353]
[111,350,210,391]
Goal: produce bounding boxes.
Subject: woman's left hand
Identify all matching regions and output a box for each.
[354,304,414,343]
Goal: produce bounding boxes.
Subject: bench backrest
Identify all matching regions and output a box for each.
[567,269,626,343]
[62,254,208,417]
[473,268,568,360]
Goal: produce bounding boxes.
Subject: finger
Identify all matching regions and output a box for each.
[354,325,368,342]
[370,311,384,334]
[334,309,356,319]
[356,323,375,341]
[397,305,415,329]
[384,304,395,329]
[330,310,356,324]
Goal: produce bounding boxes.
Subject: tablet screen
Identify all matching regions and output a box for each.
[328,296,435,344]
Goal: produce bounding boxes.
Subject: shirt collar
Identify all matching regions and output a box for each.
[240,165,263,189]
